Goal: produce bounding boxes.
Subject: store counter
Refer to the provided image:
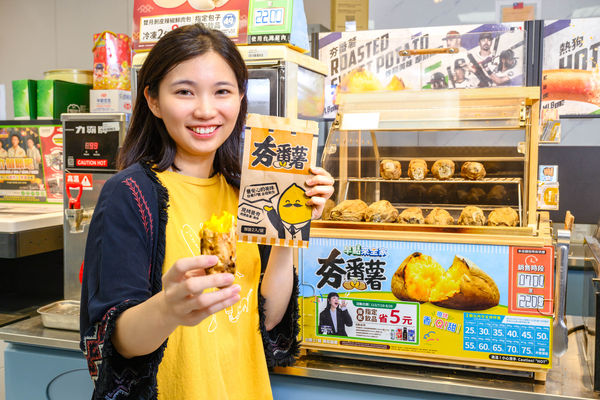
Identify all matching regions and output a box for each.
[0,317,90,399]
[1,316,599,399]
[0,203,64,328]
[0,203,63,258]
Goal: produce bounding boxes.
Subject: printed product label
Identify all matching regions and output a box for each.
[236,114,318,248]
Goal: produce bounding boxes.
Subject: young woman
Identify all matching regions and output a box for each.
[80,24,334,400]
[318,292,353,336]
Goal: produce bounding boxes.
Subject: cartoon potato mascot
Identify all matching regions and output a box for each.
[264,183,312,240]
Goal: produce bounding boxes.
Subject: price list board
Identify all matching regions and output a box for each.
[463,313,551,362]
[508,246,554,315]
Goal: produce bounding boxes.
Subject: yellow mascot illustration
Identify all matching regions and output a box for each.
[263,183,312,240]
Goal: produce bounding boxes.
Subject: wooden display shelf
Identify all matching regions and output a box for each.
[340,177,523,185]
[310,220,552,247]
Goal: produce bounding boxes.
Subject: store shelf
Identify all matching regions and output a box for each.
[340,177,523,185]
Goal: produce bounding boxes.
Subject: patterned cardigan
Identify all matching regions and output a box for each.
[79,162,300,399]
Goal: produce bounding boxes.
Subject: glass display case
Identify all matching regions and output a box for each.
[297,87,569,381]
[320,87,540,233]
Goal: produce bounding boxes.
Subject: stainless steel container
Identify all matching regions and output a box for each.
[37,300,80,331]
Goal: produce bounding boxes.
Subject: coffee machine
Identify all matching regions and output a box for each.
[61,113,127,300]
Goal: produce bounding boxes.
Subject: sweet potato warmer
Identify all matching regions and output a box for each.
[297,87,568,380]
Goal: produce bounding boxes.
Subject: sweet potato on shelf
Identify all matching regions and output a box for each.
[408,159,428,180]
[425,208,454,225]
[380,159,402,180]
[488,207,519,227]
[460,162,486,180]
[398,207,424,224]
[458,206,486,226]
[330,199,368,222]
[431,159,455,180]
[365,200,399,223]
[320,199,336,220]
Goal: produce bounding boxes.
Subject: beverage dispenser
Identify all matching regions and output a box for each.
[61,113,127,300]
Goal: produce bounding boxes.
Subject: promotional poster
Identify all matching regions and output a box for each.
[0,124,62,203]
[132,0,249,51]
[300,237,553,369]
[542,18,600,116]
[318,23,526,118]
[237,114,318,248]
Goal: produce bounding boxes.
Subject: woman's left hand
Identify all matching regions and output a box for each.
[305,166,335,219]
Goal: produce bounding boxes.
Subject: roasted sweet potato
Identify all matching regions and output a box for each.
[431,159,455,180]
[320,199,336,220]
[392,252,445,302]
[330,199,368,222]
[380,159,402,180]
[458,206,486,226]
[408,159,428,180]
[461,162,486,180]
[424,208,454,225]
[392,253,499,311]
[487,207,519,227]
[431,255,499,310]
[201,211,237,275]
[397,207,424,224]
[365,200,399,223]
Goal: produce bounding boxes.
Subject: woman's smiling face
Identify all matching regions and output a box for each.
[146,50,243,172]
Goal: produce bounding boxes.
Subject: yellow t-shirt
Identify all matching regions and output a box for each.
[156,170,272,400]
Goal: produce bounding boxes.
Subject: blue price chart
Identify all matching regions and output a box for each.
[463,313,550,359]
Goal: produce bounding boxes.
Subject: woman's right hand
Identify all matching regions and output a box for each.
[160,255,241,327]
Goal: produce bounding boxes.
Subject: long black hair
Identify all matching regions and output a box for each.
[118,24,248,184]
[327,292,339,308]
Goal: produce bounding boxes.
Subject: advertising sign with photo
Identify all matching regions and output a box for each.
[300,237,553,369]
[0,124,62,203]
[132,0,249,51]
[542,18,600,116]
[318,23,526,118]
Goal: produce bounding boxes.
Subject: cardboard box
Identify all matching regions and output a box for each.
[12,80,37,120]
[90,90,132,113]
[331,0,368,32]
[37,80,91,120]
[132,0,249,52]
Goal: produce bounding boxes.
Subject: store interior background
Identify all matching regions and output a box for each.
[1,0,600,142]
[1,1,600,399]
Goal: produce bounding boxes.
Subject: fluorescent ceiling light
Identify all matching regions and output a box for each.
[572,6,600,18]
[457,12,495,23]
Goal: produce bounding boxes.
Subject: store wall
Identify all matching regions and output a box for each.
[0,0,134,120]
[304,0,600,32]
[368,0,600,30]
[1,0,600,119]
